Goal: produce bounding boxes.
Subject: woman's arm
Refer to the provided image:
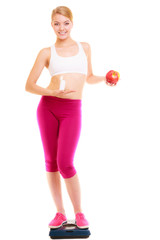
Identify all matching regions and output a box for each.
[85,43,106,84]
[25,48,54,96]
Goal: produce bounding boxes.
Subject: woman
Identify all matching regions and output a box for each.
[25,6,115,229]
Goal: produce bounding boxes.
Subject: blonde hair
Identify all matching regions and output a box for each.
[51,6,73,22]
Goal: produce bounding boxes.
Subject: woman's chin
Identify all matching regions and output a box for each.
[57,33,69,40]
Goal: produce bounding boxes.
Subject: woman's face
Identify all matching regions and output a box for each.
[51,14,73,40]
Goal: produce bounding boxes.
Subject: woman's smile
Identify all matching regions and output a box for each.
[58,31,67,36]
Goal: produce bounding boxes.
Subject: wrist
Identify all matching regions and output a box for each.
[46,88,56,96]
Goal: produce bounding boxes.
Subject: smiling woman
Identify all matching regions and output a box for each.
[25,5,114,232]
[51,6,73,40]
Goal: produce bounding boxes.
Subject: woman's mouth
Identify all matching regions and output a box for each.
[58,31,67,36]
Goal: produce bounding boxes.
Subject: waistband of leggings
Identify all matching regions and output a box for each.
[42,95,82,103]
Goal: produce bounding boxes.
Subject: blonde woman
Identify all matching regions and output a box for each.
[25,6,115,229]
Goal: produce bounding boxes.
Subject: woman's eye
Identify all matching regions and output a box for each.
[54,22,69,26]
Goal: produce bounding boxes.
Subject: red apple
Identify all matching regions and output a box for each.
[106,70,120,84]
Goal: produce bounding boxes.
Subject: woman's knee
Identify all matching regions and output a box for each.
[45,157,58,172]
[58,161,77,179]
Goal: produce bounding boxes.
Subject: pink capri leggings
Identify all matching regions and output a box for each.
[36,96,82,178]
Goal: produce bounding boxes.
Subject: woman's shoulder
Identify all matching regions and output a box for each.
[80,42,91,56]
[39,47,50,56]
[36,47,51,68]
[80,42,90,49]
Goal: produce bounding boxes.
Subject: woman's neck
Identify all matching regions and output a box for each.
[55,37,75,47]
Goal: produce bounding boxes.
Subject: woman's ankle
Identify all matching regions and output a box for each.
[57,209,66,216]
[74,209,83,215]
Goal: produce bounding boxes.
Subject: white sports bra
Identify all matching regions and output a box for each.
[48,41,88,77]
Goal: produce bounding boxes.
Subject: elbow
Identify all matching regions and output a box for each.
[86,74,93,84]
[25,82,33,92]
[25,83,29,92]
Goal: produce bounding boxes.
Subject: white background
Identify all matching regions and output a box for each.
[0,0,160,239]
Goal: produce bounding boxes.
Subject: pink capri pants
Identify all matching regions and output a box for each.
[36,95,82,178]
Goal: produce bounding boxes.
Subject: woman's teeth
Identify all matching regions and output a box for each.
[59,32,67,35]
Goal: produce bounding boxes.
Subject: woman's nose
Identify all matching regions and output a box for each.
[59,24,65,30]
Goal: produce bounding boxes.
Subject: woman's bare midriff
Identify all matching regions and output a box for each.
[46,73,87,100]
